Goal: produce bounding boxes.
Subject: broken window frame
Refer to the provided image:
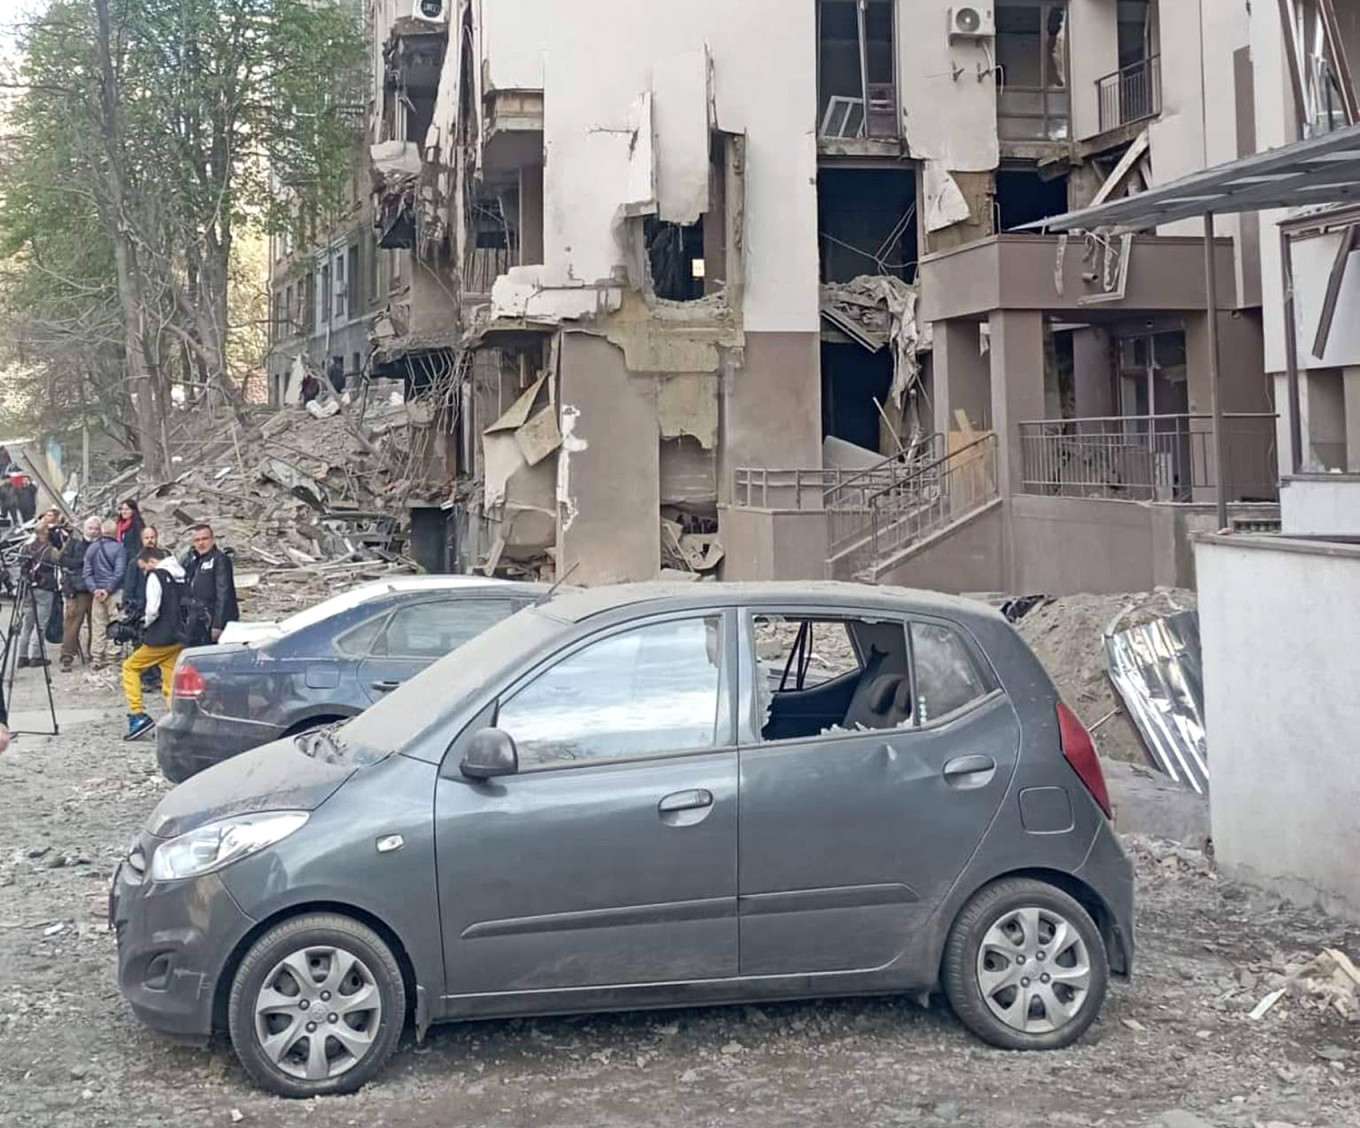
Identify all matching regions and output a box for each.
[996,0,1070,143]
[816,0,900,141]
[1278,0,1359,140]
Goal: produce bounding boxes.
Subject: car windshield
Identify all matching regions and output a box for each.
[333,605,570,766]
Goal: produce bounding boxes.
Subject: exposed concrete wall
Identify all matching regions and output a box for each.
[479,0,819,335]
[556,333,660,583]
[1072,327,1114,417]
[1198,535,1360,922]
[932,320,991,435]
[718,332,822,503]
[1148,0,1207,237]
[988,310,1046,499]
[1010,494,1160,593]
[718,507,828,582]
[1280,477,1360,537]
[874,502,1006,595]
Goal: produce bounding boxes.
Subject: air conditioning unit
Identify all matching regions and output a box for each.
[409,0,449,26]
[948,6,995,41]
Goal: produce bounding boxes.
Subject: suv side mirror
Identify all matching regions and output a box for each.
[460,728,519,780]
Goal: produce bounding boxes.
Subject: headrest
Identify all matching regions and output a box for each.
[865,674,906,715]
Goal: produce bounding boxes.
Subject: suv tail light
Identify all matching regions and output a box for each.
[172,663,206,700]
[1057,703,1112,819]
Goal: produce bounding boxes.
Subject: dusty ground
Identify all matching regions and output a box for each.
[2,663,1358,1128]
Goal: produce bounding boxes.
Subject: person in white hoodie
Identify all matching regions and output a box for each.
[121,547,189,740]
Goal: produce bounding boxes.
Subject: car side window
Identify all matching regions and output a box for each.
[497,616,728,768]
[377,599,518,659]
[911,621,988,724]
[334,613,387,656]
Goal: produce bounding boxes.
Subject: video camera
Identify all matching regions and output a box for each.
[105,617,144,646]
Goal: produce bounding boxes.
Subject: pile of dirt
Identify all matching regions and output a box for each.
[1015,588,1196,766]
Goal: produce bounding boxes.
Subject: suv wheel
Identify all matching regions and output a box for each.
[942,878,1108,1050]
[228,913,406,1097]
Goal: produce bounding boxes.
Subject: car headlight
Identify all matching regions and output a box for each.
[150,811,309,883]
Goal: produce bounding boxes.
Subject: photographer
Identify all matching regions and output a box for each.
[15,524,60,668]
[121,547,188,741]
[181,524,239,643]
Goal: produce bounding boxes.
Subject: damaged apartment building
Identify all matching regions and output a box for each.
[271,0,1317,590]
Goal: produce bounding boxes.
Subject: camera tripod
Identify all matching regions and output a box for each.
[0,570,60,736]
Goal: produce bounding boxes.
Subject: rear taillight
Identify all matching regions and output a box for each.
[172,663,206,700]
[1057,702,1112,819]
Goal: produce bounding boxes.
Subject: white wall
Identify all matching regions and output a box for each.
[1197,536,1360,922]
[1280,477,1360,536]
[476,0,820,334]
[899,5,998,170]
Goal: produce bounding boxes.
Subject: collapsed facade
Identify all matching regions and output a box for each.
[265,0,1347,591]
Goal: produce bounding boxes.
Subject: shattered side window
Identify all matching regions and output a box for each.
[911,622,988,724]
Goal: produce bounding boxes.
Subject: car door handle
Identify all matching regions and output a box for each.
[943,755,997,788]
[371,679,404,692]
[658,789,714,814]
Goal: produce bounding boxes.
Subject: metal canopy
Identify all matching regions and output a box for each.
[1016,123,1360,232]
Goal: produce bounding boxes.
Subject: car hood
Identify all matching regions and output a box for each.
[147,738,354,838]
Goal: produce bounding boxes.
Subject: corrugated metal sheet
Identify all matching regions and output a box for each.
[1106,610,1208,794]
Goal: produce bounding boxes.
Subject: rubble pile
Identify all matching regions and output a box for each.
[1015,588,1197,766]
[83,398,421,619]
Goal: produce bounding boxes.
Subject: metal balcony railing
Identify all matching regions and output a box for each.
[1019,413,1278,503]
[1096,55,1162,133]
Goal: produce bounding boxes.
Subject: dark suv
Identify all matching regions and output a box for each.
[113,582,1134,1097]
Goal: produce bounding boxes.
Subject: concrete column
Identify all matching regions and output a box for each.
[989,309,1047,500]
[932,319,991,437]
[557,333,660,583]
[519,164,545,266]
[1072,327,1115,417]
[1344,368,1360,473]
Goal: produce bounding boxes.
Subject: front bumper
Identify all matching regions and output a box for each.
[156,706,279,784]
[109,851,256,1039]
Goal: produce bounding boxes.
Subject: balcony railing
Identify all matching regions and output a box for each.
[1096,55,1162,134]
[1019,413,1278,503]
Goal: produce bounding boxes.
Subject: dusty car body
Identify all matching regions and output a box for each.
[112,582,1134,1098]
[155,576,542,782]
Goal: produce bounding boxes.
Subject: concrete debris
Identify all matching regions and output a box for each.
[820,275,921,408]
[1017,589,1197,771]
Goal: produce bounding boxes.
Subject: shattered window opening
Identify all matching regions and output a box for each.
[996,0,1070,142]
[1281,0,1359,138]
[752,615,913,743]
[817,0,898,140]
[644,217,706,302]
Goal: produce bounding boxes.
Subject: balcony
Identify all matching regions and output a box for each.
[1096,56,1162,134]
[1019,413,1278,504]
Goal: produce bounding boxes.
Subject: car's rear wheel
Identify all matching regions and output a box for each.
[942,878,1108,1050]
[228,913,406,1098]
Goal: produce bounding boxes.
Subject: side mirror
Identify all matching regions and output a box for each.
[460,728,519,780]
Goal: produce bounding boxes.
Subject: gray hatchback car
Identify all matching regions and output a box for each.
[110,582,1133,1098]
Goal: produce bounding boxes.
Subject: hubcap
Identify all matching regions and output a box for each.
[253,945,383,1081]
[975,906,1091,1034]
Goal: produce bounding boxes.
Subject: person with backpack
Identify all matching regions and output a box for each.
[15,524,60,668]
[122,547,189,740]
[58,516,100,670]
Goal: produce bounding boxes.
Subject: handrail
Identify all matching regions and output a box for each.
[1094,54,1163,88]
[863,434,995,510]
[821,433,944,501]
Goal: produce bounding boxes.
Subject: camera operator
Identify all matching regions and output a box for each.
[15,524,60,668]
[121,547,188,741]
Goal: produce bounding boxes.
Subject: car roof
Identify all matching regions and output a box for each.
[272,575,541,636]
[536,581,1004,626]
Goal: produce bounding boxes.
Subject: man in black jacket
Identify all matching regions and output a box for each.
[181,524,240,643]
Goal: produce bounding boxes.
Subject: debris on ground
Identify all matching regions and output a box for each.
[1016,589,1196,767]
[74,390,424,620]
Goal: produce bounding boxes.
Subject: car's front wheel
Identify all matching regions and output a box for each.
[227,913,406,1097]
[942,877,1108,1050]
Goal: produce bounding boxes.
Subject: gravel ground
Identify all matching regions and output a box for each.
[2,664,1358,1128]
